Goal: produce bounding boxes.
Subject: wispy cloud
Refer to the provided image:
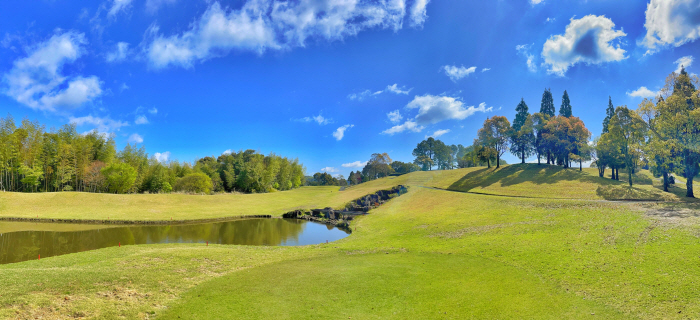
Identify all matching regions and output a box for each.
[442,65,476,82]
[387,110,403,124]
[675,55,694,73]
[69,115,128,133]
[295,113,332,125]
[135,115,149,125]
[426,129,450,139]
[128,133,143,144]
[627,86,659,99]
[333,124,354,141]
[348,84,411,101]
[342,161,367,168]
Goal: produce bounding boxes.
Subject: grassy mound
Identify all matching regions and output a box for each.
[445,164,681,201]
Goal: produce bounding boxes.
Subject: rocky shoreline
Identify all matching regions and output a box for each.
[282,185,408,229]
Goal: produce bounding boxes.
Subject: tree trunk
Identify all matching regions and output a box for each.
[687,175,694,198]
[496,154,500,168]
[662,172,669,192]
[487,159,491,169]
[579,160,582,171]
[521,152,525,164]
[537,154,541,165]
[628,167,633,187]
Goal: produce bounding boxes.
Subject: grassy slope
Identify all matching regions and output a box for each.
[4,165,700,318]
[445,164,682,201]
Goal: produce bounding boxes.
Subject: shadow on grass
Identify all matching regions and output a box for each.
[448,163,622,192]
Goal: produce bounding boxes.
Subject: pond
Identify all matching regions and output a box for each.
[0,218,350,265]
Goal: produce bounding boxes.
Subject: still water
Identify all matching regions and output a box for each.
[0,218,350,264]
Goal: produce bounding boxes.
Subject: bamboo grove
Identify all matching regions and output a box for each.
[0,117,305,194]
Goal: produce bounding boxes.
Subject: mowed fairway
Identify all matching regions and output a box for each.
[3,164,700,319]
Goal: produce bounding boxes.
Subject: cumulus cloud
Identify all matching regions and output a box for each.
[108,0,133,17]
[409,0,430,27]
[342,161,368,168]
[69,115,128,133]
[296,113,332,125]
[531,0,545,5]
[148,107,158,114]
[542,15,627,76]
[321,167,338,173]
[106,42,129,62]
[382,95,491,135]
[426,129,450,139]
[154,151,171,162]
[381,120,424,135]
[643,0,700,52]
[442,65,476,82]
[516,44,537,72]
[146,0,426,69]
[222,149,232,155]
[675,55,694,73]
[3,32,103,112]
[145,0,177,14]
[408,95,492,125]
[135,115,149,124]
[627,86,659,99]
[387,110,403,123]
[333,124,354,141]
[128,133,143,144]
[348,84,411,101]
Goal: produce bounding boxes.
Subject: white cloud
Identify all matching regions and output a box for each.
[297,113,331,125]
[407,95,492,125]
[128,133,143,144]
[148,107,158,114]
[349,84,411,101]
[333,124,354,141]
[546,17,556,23]
[387,110,403,123]
[108,0,133,17]
[481,68,491,72]
[342,161,367,168]
[120,83,129,92]
[135,115,149,124]
[542,15,627,76]
[106,42,129,62]
[154,151,171,162]
[381,120,424,135]
[531,0,545,5]
[643,0,700,52]
[426,129,450,139]
[385,83,411,95]
[409,0,430,27]
[675,55,694,73]
[69,115,128,133]
[516,44,537,72]
[146,0,424,69]
[627,86,659,99]
[222,149,232,155]
[321,167,338,173]
[442,65,476,82]
[3,32,103,112]
[145,0,177,14]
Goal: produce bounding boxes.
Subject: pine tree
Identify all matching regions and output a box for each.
[602,96,614,133]
[560,90,572,117]
[513,98,529,131]
[540,88,555,117]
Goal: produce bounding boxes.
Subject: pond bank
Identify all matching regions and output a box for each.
[282,185,408,228]
[0,215,273,226]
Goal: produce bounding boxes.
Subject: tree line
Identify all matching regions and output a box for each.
[0,118,305,194]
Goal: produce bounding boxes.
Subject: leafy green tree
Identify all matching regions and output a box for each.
[102,162,138,194]
[560,90,572,117]
[391,161,421,174]
[608,106,647,186]
[412,138,438,170]
[174,172,213,193]
[542,116,590,168]
[530,112,550,164]
[477,116,511,168]
[362,153,394,179]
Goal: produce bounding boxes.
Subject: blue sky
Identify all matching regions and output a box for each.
[1,0,699,177]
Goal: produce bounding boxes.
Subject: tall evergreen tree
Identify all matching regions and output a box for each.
[560,90,572,117]
[511,99,535,164]
[540,88,555,117]
[602,96,614,133]
[513,98,529,131]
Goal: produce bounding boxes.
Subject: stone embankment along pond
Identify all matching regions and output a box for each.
[282,185,409,229]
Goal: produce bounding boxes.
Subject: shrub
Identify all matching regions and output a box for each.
[174,172,213,194]
[101,162,138,194]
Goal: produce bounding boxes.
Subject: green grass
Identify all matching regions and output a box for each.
[4,165,700,319]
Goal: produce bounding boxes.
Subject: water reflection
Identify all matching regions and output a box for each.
[0,218,349,264]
